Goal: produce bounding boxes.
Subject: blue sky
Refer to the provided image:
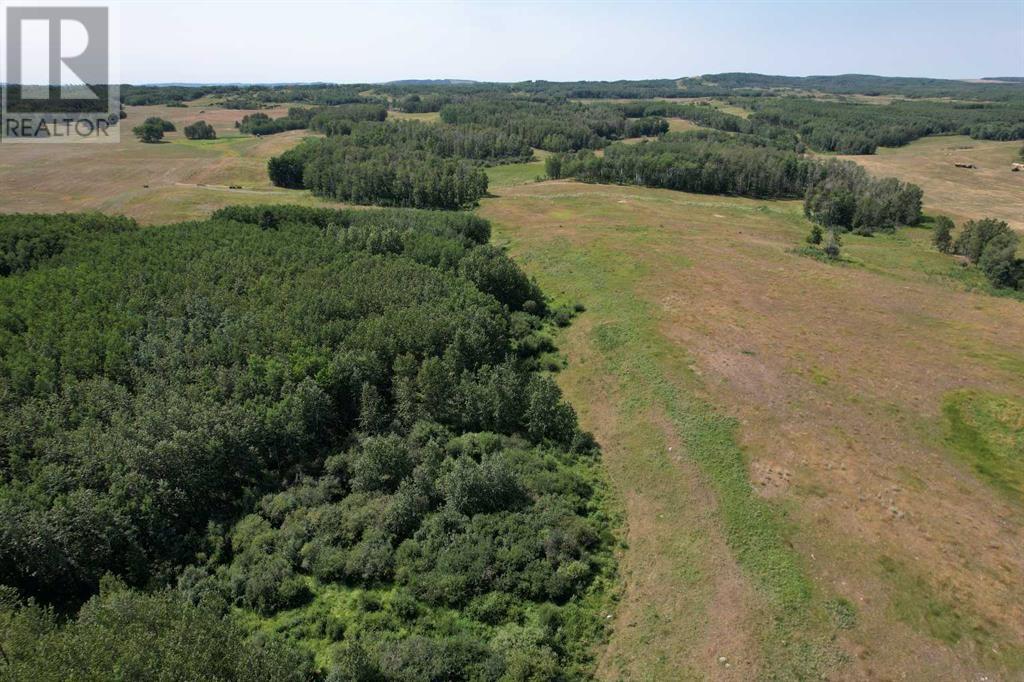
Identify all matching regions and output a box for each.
[119,0,1023,83]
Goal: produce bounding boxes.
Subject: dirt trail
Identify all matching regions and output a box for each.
[556,314,765,681]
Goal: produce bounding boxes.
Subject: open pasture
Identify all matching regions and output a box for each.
[481,176,1024,680]
[0,104,334,224]
[839,135,1024,231]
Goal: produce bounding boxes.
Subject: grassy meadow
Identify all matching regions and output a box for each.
[481,170,1024,679]
[0,103,341,224]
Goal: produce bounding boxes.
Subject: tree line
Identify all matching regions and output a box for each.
[270,136,489,209]
[116,75,1023,110]
[745,98,1024,154]
[548,131,815,199]
[625,98,1024,155]
[0,206,609,679]
[269,119,539,209]
[237,104,388,136]
[548,131,923,232]
[438,96,664,151]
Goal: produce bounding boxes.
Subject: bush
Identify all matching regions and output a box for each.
[932,215,954,253]
[807,224,823,245]
[183,120,216,140]
[132,122,164,143]
[951,217,1023,290]
[143,116,175,132]
[0,579,315,681]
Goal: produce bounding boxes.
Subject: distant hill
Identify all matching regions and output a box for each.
[690,72,1023,100]
[384,79,478,85]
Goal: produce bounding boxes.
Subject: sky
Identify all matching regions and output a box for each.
[72,0,1024,83]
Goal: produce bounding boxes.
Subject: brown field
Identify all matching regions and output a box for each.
[838,135,1024,231]
[388,110,442,123]
[668,118,703,132]
[0,104,339,223]
[481,177,1024,680]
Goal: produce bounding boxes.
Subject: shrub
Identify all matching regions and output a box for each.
[807,224,823,245]
[143,116,176,132]
[132,122,164,143]
[932,215,954,253]
[183,120,216,140]
[0,579,314,681]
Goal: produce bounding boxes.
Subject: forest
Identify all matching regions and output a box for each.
[547,131,923,234]
[268,133,490,210]
[549,131,814,198]
[620,98,1024,155]
[0,206,611,680]
[114,73,1024,110]
[743,98,1024,153]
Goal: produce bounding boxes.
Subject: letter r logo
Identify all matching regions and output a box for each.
[4,6,109,104]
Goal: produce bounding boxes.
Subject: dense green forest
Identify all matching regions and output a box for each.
[547,131,923,233]
[268,134,491,210]
[0,206,612,680]
[549,131,813,198]
[620,98,1024,154]
[116,73,1024,108]
[744,98,1024,153]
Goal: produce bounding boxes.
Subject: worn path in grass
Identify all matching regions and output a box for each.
[480,174,1024,680]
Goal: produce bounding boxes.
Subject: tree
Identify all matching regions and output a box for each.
[954,218,1016,263]
[806,224,823,245]
[183,120,216,140]
[977,231,1023,289]
[132,122,164,143]
[143,116,175,132]
[932,215,954,253]
[544,154,562,180]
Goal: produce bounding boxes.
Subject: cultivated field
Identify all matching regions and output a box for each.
[482,172,1024,680]
[838,135,1024,231]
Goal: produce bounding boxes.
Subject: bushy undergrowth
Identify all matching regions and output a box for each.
[0,207,612,680]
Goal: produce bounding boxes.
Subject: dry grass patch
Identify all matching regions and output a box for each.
[480,179,1024,680]
[837,135,1024,231]
[0,105,342,223]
